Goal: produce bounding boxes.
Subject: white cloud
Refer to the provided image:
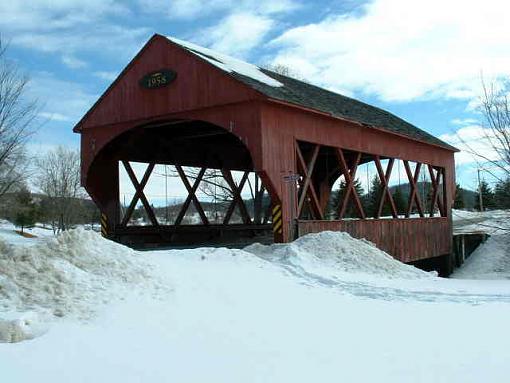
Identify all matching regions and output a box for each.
[137,0,298,59]
[38,112,73,122]
[93,71,118,81]
[0,2,149,68]
[61,55,87,69]
[198,13,274,57]
[451,118,479,126]
[270,0,510,102]
[138,0,298,20]
[440,125,499,166]
[0,1,128,31]
[10,25,150,63]
[29,72,98,125]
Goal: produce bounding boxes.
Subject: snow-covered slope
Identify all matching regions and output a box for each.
[246,231,433,280]
[0,228,165,342]
[1,226,510,382]
[452,209,510,280]
[453,234,510,279]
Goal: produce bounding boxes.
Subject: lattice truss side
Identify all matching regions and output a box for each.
[295,141,447,221]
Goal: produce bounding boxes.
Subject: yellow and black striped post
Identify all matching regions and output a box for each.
[272,204,283,235]
[100,213,108,237]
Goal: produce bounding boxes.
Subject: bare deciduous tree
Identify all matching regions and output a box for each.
[262,63,305,82]
[36,146,82,233]
[478,80,510,178]
[457,79,510,182]
[166,167,269,223]
[0,39,38,197]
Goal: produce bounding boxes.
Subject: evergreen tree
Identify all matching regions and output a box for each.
[475,180,495,211]
[331,178,365,219]
[12,188,38,234]
[366,175,392,217]
[453,183,465,209]
[494,178,510,209]
[392,187,407,216]
[366,175,381,217]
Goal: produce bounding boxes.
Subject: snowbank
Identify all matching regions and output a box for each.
[453,234,510,280]
[0,311,49,343]
[0,228,166,342]
[245,231,432,280]
[452,209,483,221]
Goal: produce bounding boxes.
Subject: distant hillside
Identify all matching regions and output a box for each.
[387,182,476,209]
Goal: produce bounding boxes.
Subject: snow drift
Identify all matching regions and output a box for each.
[453,234,510,280]
[0,228,165,342]
[246,231,432,280]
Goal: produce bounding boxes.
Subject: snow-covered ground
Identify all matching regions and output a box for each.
[452,209,510,280]
[0,220,55,247]
[1,216,510,382]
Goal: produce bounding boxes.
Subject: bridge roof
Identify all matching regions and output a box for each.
[165,35,457,152]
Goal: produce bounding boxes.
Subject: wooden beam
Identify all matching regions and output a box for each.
[221,170,251,225]
[336,149,366,219]
[403,161,424,218]
[296,144,323,219]
[174,167,207,225]
[121,161,158,227]
[374,156,398,218]
[427,165,445,217]
[175,165,209,225]
[442,168,448,217]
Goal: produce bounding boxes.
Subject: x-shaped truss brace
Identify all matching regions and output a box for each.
[403,160,424,217]
[221,169,251,225]
[374,156,398,218]
[174,166,209,225]
[336,149,366,219]
[120,161,159,227]
[427,165,446,217]
[296,143,324,220]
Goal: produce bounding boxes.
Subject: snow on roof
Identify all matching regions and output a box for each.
[166,36,283,88]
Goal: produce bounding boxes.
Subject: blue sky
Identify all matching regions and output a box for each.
[2,0,509,195]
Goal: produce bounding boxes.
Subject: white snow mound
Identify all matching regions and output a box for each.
[0,311,49,343]
[246,231,432,280]
[0,228,165,332]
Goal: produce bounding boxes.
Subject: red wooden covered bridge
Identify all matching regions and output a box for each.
[74,34,458,272]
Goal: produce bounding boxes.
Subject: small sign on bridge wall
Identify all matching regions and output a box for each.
[139,69,177,89]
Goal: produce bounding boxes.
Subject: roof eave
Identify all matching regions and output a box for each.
[73,33,165,133]
[265,97,459,153]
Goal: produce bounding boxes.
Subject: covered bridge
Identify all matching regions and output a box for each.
[74,34,458,271]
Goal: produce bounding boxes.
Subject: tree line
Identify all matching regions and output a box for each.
[328,175,421,219]
[455,179,510,211]
[0,40,98,234]
[0,146,99,234]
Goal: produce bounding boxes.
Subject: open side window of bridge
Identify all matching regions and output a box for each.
[117,155,274,246]
[295,140,448,222]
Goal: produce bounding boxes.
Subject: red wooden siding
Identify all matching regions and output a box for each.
[77,37,260,131]
[297,218,452,263]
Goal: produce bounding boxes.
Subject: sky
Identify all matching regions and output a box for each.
[2,0,510,201]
